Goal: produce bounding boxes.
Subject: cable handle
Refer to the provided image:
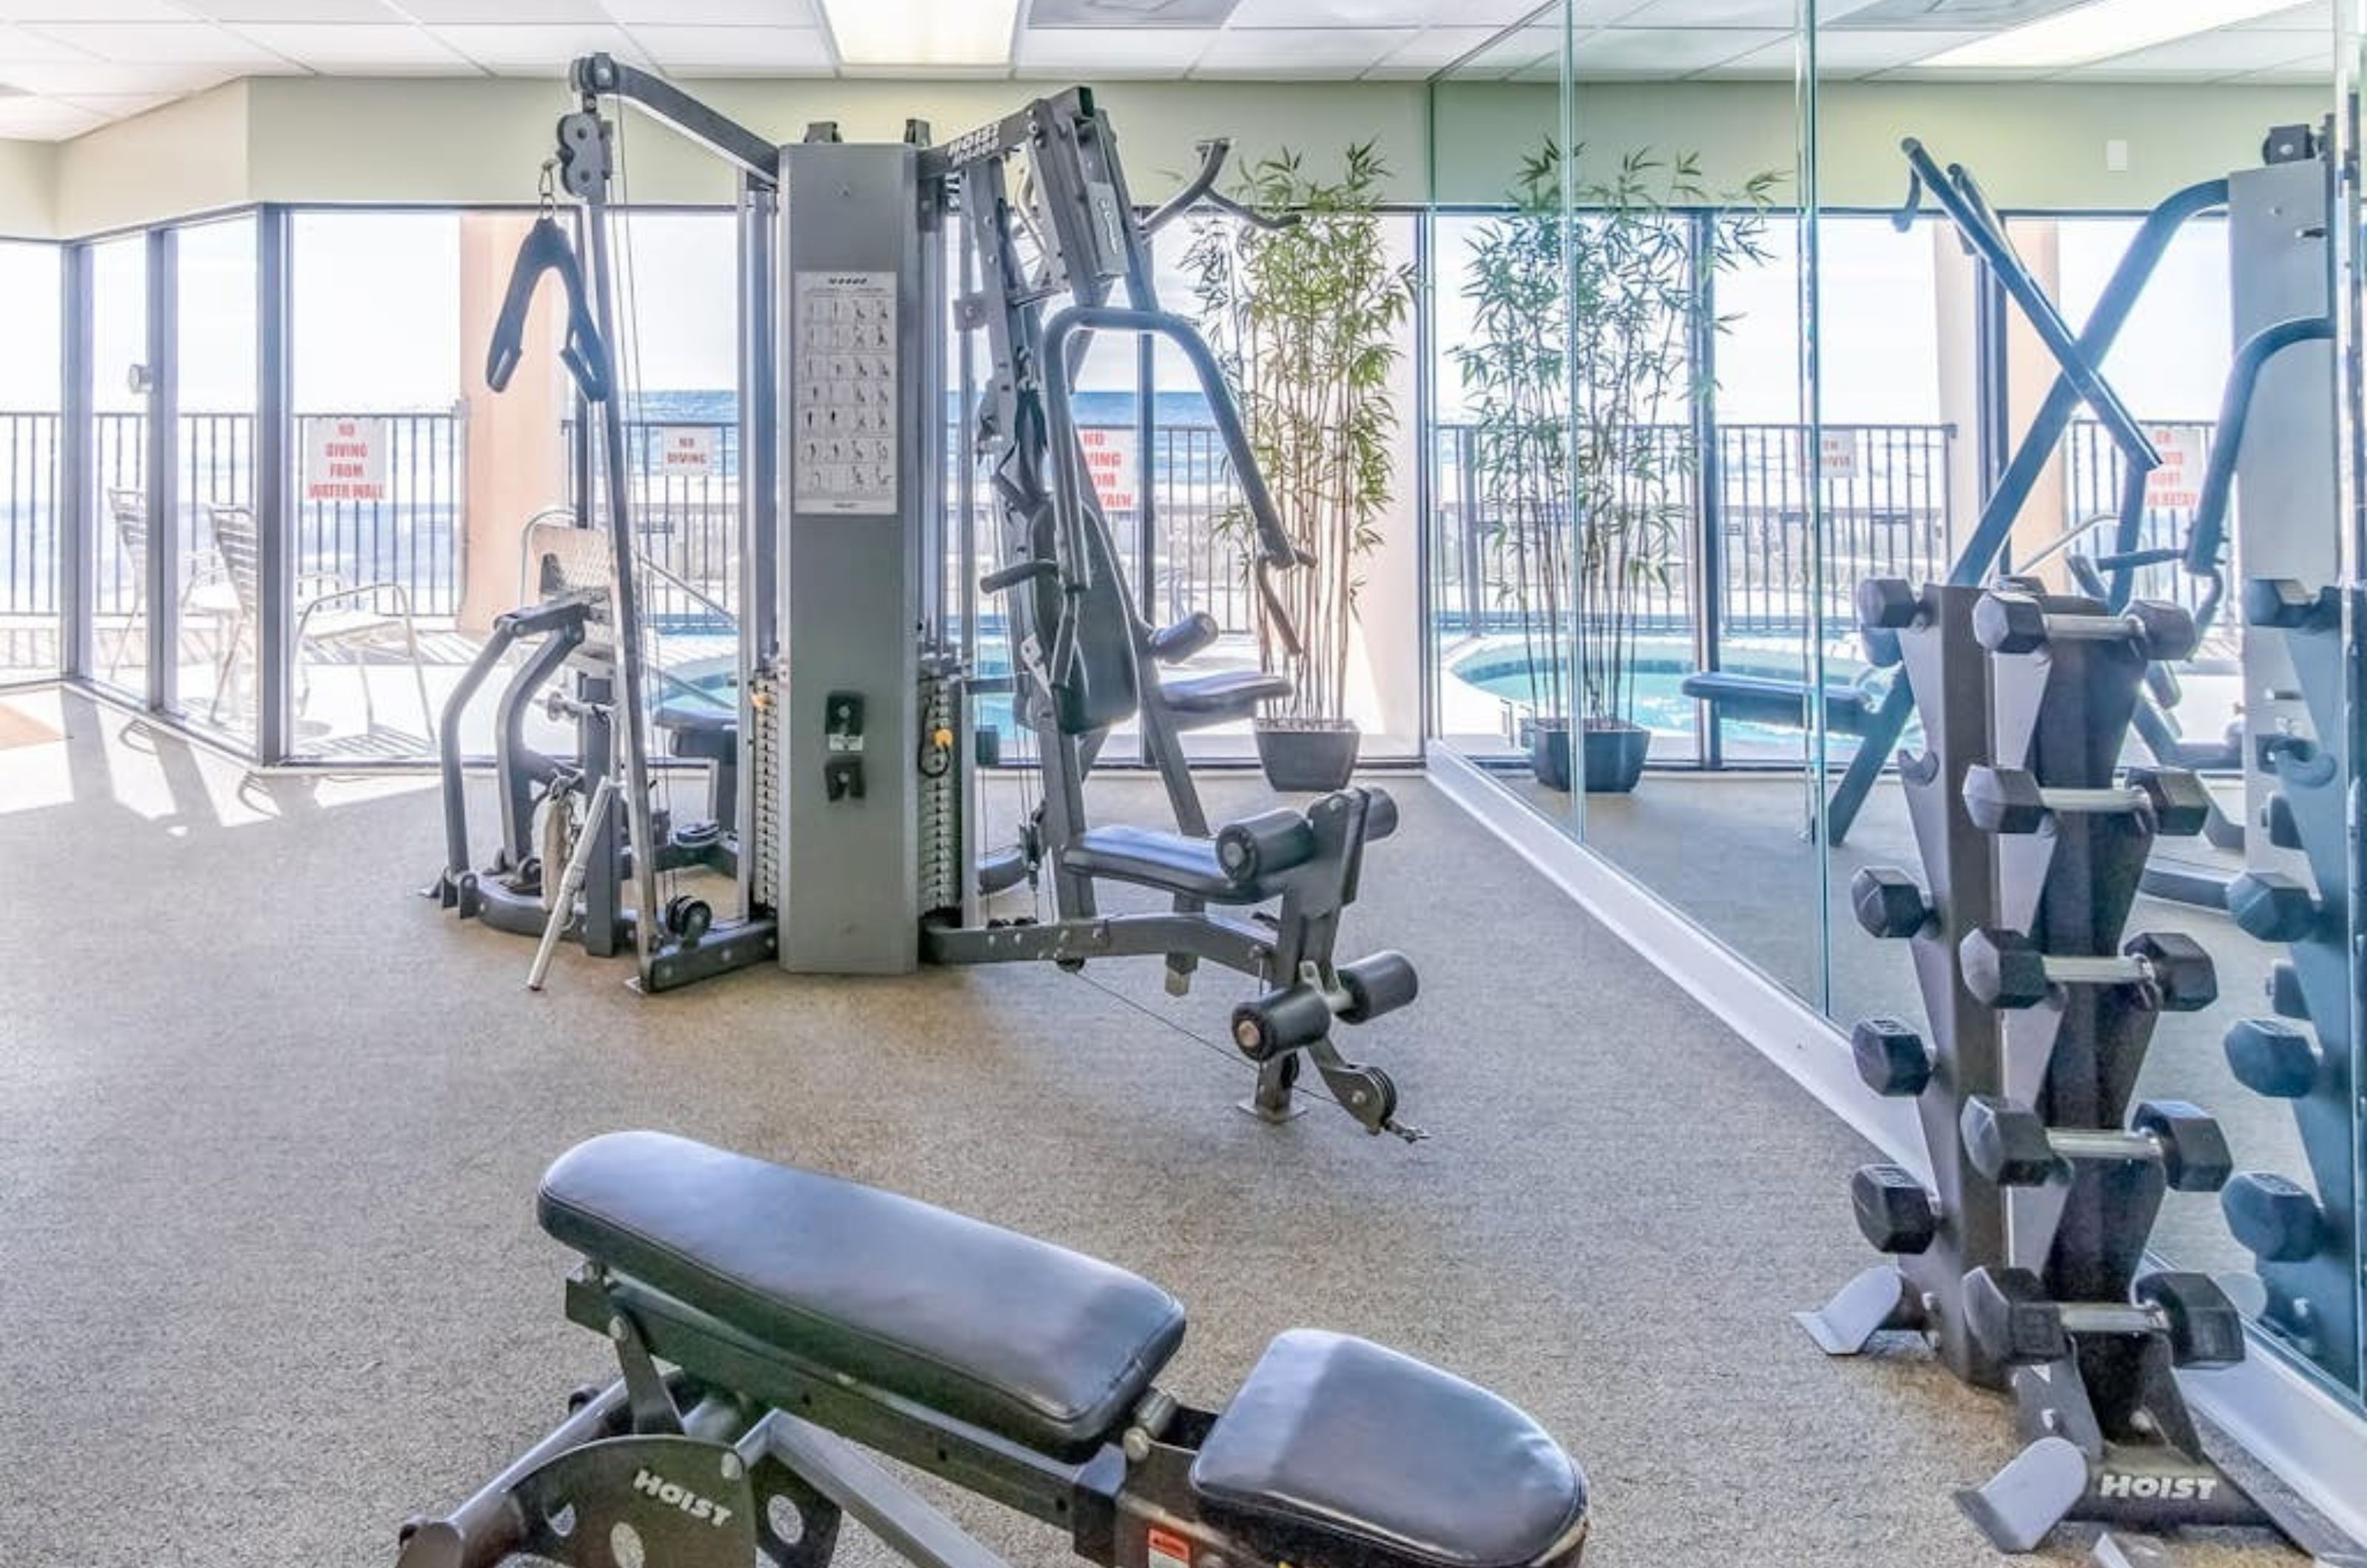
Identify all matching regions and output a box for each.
[1141,139,1300,236]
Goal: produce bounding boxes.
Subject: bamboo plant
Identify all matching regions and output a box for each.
[1455,141,1777,780]
[1185,142,1414,731]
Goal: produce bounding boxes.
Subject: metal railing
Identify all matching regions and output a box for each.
[1434,422,1958,639]
[2061,419,2218,616]
[3,408,2220,686]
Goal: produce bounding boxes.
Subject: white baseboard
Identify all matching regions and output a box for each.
[1427,748,2367,1552]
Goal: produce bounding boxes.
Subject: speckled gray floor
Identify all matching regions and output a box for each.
[0,688,2343,1567]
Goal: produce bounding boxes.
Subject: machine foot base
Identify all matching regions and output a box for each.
[1794,1265,1917,1356]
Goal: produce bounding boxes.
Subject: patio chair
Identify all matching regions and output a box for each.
[203,503,433,736]
[101,487,242,686]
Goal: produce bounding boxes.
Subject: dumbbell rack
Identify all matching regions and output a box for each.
[1800,579,2281,1554]
[2221,578,2361,1392]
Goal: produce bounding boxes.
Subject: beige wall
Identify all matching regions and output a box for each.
[240,74,1432,210]
[2,71,2327,238]
[53,83,250,238]
[1431,78,2331,209]
[0,138,57,239]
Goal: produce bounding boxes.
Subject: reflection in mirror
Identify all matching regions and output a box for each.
[1814,28,2362,1409]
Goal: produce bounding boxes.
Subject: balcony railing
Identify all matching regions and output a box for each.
[1,409,2216,688]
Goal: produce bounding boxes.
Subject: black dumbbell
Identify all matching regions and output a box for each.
[1959,1095,2232,1192]
[1959,927,2216,1012]
[1851,1164,1938,1254]
[1973,589,2199,661]
[1855,578,1921,668]
[1850,866,1931,940]
[1963,1265,2246,1368]
[1961,764,2212,837]
[2223,1018,2323,1099]
[2241,576,2339,630]
[2226,870,2328,944]
[2221,1172,2329,1263]
[1851,1017,1931,1098]
[2267,960,2310,1022]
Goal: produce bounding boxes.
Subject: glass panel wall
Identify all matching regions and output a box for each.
[173,214,258,740]
[288,211,467,760]
[0,241,62,686]
[90,234,149,703]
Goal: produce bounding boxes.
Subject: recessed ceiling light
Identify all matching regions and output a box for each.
[817,0,1022,66]
[1919,0,2304,68]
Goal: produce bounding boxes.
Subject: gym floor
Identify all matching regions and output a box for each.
[0,687,2340,1567]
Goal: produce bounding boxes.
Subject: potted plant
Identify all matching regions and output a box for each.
[1187,143,1414,792]
[1455,143,1775,791]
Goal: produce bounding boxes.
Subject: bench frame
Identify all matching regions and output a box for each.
[396,1263,1311,1568]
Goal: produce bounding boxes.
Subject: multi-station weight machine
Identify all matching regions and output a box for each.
[433,58,1420,1138]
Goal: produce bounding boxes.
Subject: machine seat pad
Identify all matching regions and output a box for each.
[1192,1331,1588,1568]
[538,1132,1186,1459]
[1066,825,1272,904]
[653,702,736,760]
[1159,670,1292,717]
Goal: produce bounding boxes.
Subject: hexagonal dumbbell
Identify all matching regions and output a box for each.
[1850,1163,1938,1254]
[1854,577,1922,669]
[1962,1265,2246,1369]
[2223,1017,2323,1099]
[1851,1017,1932,1098]
[2241,575,2340,631]
[2221,1172,2329,1263]
[1849,866,1931,941]
[1972,589,2199,662]
[1959,1095,2232,1192]
[1958,927,2216,1012]
[1960,764,2212,837]
[2226,869,2329,945]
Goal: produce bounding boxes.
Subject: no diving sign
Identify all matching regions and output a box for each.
[304,416,391,504]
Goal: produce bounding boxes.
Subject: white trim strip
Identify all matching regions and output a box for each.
[1428,749,2367,1552]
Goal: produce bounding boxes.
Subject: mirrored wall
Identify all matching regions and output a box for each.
[1428,0,2366,1410]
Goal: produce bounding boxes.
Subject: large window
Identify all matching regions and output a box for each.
[174,215,258,738]
[0,242,61,686]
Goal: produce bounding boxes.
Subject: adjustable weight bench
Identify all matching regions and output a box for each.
[398,1132,1590,1568]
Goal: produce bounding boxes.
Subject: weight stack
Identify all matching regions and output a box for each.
[2222,578,2360,1390]
[1795,580,2016,1388]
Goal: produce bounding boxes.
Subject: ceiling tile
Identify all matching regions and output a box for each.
[0,21,95,61]
[1226,0,1539,27]
[1723,26,1979,72]
[0,93,104,137]
[428,21,644,72]
[1362,25,1505,75]
[0,58,235,93]
[1573,24,1783,74]
[2071,28,2326,77]
[55,89,176,113]
[636,23,830,72]
[1444,19,1553,76]
[601,0,818,20]
[2227,0,2329,25]
[1195,24,1416,74]
[1016,25,1215,73]
[0,0,196,19]
[24,20,292,64]
[228,21,480,68]
[1613,0,1794,22]
[177,0,401,20]
[399,0,607,21]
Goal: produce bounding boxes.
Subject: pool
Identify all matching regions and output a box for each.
[1447,634,1904,757]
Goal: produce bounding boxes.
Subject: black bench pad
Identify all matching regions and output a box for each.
[1192,1331,1588,1568]
[1064,825,1272,904]
[538,1132,1186,1459]
[1160,670,1291,717]
[653,702,736,760]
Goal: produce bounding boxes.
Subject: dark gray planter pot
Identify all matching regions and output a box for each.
[1582,719,1652,793]
[1255,717,1362,792]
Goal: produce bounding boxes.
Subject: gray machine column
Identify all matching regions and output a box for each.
[777,140,930,973]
